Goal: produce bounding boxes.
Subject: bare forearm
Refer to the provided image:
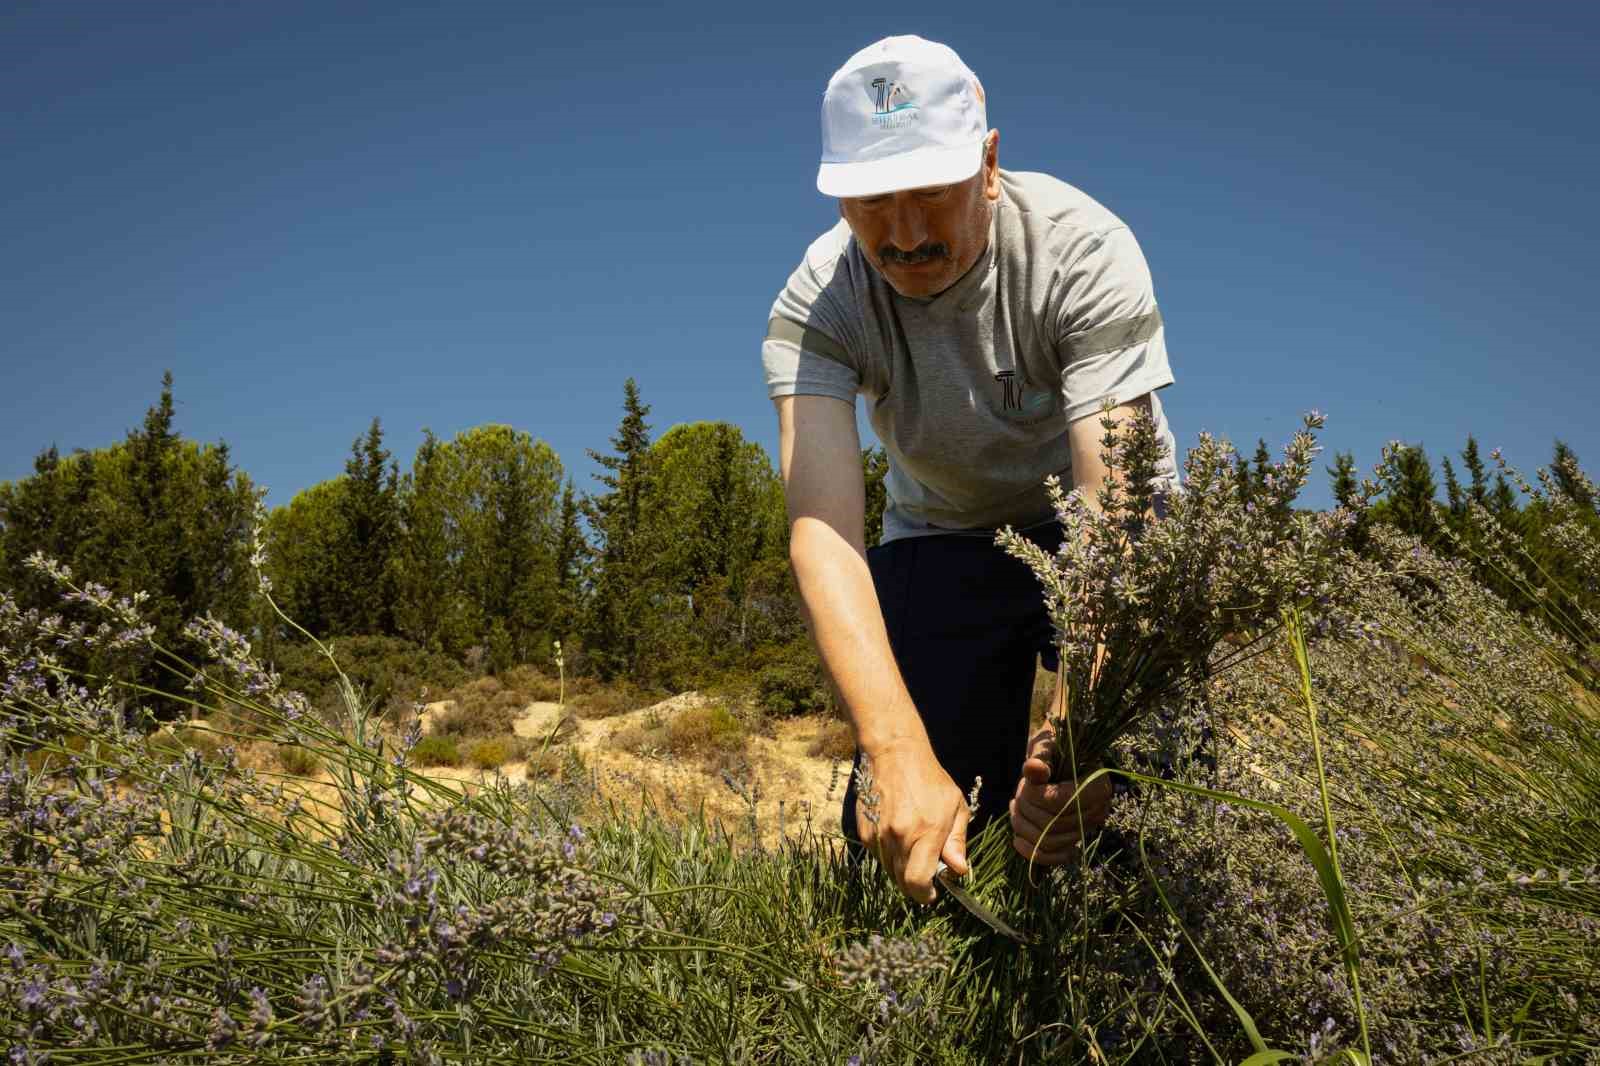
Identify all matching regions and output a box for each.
[789,519,929,759]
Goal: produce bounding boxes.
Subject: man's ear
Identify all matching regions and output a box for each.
[983,129,1001,202]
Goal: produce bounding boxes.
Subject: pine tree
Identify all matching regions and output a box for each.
[583,379,654,677]
[1250,438,1272,497]
[333,418,400,635]
[1550,440,1595,511]
[1440,456,1466,529]
[688,425,739,594]
[1377,444,1442,546]
[2,373,258,718]
[552,480,587,643]
[1327,452,1358,511]
[390,430,457,652]
[1491,472,1519,518]
[1461,436,1490,508]
[125,371,181,616]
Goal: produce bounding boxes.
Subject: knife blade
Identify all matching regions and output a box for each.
[934,862,1029,944]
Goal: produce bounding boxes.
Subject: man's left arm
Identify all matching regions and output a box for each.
[1011,220,1174,865]
[1008,395,1152,865]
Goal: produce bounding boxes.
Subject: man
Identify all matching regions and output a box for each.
[762,35,1179,904]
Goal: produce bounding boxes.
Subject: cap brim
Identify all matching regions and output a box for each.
[817,139,984,198]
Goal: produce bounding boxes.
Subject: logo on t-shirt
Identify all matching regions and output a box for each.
[867,78,919,128]
[995,370,1055,422]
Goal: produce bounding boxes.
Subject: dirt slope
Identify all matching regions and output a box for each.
[423,693,852,849]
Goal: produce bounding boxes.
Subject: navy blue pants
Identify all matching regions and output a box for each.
[840,520,1065,845]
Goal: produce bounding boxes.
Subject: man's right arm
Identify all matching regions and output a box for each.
[774,394,970,901]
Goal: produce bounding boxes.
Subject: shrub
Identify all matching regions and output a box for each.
[432,675,530,737]
[465,735,515,770]
[499,664,563,702]
[144,726,225,765]
[807,717,855,761]
[275,744,322,777]
[611,703,747,764]
[410,734,461,767]
[271,634,468,724]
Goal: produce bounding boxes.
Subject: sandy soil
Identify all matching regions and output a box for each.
[416,693,852,848]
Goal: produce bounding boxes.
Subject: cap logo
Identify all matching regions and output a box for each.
[866,77,919,128]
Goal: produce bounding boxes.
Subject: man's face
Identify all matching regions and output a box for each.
[838,131,1001,299]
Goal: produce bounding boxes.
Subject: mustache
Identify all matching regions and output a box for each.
[878,242,950,265]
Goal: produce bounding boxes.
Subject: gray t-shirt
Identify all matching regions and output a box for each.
[763,168,1179,544]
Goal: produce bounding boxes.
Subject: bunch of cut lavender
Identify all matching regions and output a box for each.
[997,405,1353,781]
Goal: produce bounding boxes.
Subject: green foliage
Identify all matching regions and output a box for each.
[5,418,1600,1064]
[388,429,470,653]
[753,638,830,717]
[551,479,587,643]
[862,445,888,548]
[272,635,466,723]
[1326,451,1358,511]
[409,733,461,767]
[1371,442,1443,546]
[446,424,565,661]
[583,378,656,679]
[0,372,259,718]
[263,478,347,640]
[465,735,517,769]
[331,417,401,637]
[486,617,517,676]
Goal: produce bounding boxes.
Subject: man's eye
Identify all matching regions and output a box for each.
[858,196,890,207]
[918,187,950,201]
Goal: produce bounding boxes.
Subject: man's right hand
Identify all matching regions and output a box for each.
[855,738,971,904]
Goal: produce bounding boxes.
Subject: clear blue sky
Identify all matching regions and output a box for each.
[4,1,1596,512]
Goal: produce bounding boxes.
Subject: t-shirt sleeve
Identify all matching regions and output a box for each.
[1053,226,1175,423]
[761,253,861,405]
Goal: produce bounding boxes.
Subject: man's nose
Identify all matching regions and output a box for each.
[885,197,928,252]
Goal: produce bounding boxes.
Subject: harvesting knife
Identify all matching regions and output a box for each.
[934,862,1029,945]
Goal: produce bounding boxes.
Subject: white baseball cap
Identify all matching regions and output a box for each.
[817,35,988,199]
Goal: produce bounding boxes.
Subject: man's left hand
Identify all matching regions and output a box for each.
[1009,728,1112,866]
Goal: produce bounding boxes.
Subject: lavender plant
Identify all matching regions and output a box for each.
[996,405,1353,780]
[1,473,1596,1062]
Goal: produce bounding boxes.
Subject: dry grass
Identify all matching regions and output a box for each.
[463,734,545,770]
[275,744,322,777]
[609,703,747,767]
[569,684,647,719]
[432,676,531,736]
[805,717,855,760]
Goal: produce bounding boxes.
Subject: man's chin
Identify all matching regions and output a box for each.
[878,262,953,298]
